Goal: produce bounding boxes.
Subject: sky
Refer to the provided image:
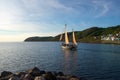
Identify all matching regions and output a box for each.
[0,0,120,42]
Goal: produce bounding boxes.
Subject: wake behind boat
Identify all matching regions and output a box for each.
[59,24,77,50]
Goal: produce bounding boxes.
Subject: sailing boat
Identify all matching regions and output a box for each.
[60,24,77,50]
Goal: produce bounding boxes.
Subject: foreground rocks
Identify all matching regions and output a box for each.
[0,67,80,80]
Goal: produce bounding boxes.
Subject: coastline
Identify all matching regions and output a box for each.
[0,67,80,80]
[24,40,120,45]
[79,40,120,45]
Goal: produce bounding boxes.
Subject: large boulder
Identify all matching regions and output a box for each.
[1,71,13,77]
[23,74,34,80]
[15,72,26,79]
[68,76,80,80]
[39,70,46,75]
[56,76,67,80]
[26,67,41,77]
[43,72,57,80]
[57,72,64,76]
[34,76,46,80]
[69,77,80,80]
[9,75,20,80]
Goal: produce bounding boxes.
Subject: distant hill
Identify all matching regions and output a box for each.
[24,25,120,43]
[24,36,53,42]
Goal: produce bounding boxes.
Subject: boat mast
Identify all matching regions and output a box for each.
[72,29,77,45]
[65,24,69,44]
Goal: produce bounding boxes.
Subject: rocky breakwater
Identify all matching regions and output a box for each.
[0,67,80,80]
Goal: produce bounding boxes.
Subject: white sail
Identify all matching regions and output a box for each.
[72,30,77,45]
[60,24,77,50]
[59,33,63,41]
[65,24,69,44]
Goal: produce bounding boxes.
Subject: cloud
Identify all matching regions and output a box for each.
[0,22,62,37]
[0,0,118,42]
[45,0,73,11]
[0,0,28,25]
[100,4,109,17]
[21,0,74,17]
[92,0,110,17]
[0,23,39,32]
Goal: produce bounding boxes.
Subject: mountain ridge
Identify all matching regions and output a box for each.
[24,25,120,44]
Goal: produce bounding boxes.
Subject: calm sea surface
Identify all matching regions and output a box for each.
[0,42,120,80]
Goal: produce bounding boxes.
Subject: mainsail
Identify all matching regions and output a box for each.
[72,30,77,45]
[60,24,77,50]
[65,24,69,44]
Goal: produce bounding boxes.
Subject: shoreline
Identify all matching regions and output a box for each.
[24,40,120,45]
[79,40,120,45]
[0,67,80,80]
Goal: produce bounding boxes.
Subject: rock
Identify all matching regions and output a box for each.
[69,77,80,80]
[56,76,67,80]
[52,72,57,76]
[0,68,80,80]
[23,74,34,80]
[46,72,52,75]
[57,72,64,76]
[69,76,80,80]
[15,72,26,79]
[27,67,41,77]
[43,72,57,80]
[34,76,46,80]
[1,71,13,77]
[9,75,20,80]
[40,70,46,75]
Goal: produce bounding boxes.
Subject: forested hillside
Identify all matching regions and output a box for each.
[24,25,120,43]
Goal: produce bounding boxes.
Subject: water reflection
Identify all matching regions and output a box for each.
[62,49,77,74]
[71,50,77,70]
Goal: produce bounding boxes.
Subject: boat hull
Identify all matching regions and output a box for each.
[62,46,70,49]
[62,45,77,50]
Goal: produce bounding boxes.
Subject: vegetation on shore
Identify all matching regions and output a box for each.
[24,25,120,44]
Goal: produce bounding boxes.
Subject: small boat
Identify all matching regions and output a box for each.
[59,24,77,50]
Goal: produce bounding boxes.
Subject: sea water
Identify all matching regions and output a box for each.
[0,42,120,80]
